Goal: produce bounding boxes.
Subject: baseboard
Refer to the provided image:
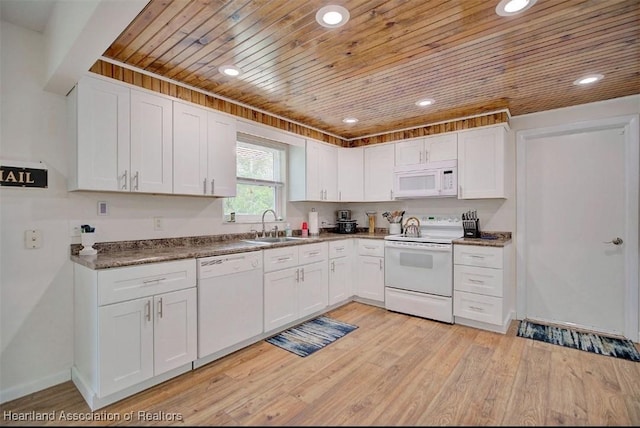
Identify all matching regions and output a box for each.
[0,369,71,404]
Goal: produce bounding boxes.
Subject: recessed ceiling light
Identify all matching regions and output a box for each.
[573,74,604,85]
[218,65,243,77]
[496,0,537,16]
[316,5,350,28]
[416,98,435,107]
[342,117,358,124]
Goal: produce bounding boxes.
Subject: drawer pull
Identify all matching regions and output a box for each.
[364,245,377,250]
[307,251,320,256]
[143,277,166,284]
[469,255,485,259]
[276,256,292,262]
[468,278,485,284]
[469,305,485,311]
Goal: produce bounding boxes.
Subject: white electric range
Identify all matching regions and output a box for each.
[384,215,463,323]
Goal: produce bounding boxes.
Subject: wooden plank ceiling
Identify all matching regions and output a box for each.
[103,0,640,140]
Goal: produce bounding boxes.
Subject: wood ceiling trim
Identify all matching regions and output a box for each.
[90,58,509,147]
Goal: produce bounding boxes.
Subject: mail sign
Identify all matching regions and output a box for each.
[0,162,48,188]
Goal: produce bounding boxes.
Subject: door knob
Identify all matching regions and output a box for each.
[603,237,623,245]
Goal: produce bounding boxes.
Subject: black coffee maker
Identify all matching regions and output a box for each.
[336,210,357,234]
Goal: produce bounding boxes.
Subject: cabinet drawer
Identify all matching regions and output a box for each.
[358,239,384,257]
[98,259,196,306]
[454,245,503,269]
[299,242,328,265]
[263,246,299,273]
[454,290,502,325]
[329,240,351,259]
[454,265,503,298]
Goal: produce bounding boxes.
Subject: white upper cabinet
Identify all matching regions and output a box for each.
[206,111,237,197]
[173,102,237,197]
[310,140,338,201]
[364,144,395,201]
[457,125,507,199]
[173,101,208,196]
[69,75,130,191]
[130,90,173,194]
[69,75,173,194]
[395,133,457,167]
[290,140,338,201]
[337,146,364,201]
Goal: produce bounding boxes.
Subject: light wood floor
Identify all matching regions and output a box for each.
[2,302,640,426]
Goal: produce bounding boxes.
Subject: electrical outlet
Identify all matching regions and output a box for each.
[69,223,81,237]
[153,217,163,231]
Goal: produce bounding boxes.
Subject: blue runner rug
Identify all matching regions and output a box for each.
[517,320,640,362]
[266,316,358,357]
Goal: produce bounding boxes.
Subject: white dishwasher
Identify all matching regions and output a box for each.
[197,251,263,360]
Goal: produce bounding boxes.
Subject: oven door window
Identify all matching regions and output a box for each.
[385,246,453,297]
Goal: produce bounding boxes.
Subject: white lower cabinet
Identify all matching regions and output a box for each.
[263,243,329,332]
[355,239,385,304]
[73,259,197,410]
[329,240,353,305]
[453,243,513,333]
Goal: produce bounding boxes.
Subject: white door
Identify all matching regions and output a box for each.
[337,147,364,201]
[207,111,237,197]
[364,144,395,201]
[329,257,351,305]
[76,76,130,191]
[356,256,385,302]
[130,90,173,194]
[298,261,328,318]
[264,268,298,331]
[517,117,639,339]
[173,102,208,195]
[98,298,153,397]
[153,288,197,375]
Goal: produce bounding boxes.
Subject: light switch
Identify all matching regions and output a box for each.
[25,229,42,249]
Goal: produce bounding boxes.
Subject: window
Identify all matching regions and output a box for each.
[224,133,286,222]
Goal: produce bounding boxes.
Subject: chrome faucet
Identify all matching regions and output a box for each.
[261,209,278,237]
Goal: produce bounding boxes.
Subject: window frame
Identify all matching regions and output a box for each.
[224,134,288,223]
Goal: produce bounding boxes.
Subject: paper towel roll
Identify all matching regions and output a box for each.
[308,210,319,236]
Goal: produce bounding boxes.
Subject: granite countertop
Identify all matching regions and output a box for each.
[452,231,512,247]
[70,230,388,270]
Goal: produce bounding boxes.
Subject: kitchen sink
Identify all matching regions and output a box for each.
[242,236,306,244]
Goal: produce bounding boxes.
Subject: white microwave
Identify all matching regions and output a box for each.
[393,159,457,198]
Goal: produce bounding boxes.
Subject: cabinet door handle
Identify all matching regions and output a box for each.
[145,300,151,322]
[425,149,429,162]
[331,261,335,272]
[300,267,305,282]
[390,189,393,200]
[211,179,215,195]
[459,185,462,197]
[419,151,422,163]
[158,298,163,318]
[339,191,342,201]
[131,171,139,191]
[203,178,207,194]
[121,170,128,190]
[379,259,383,270]
[295,268,300,282]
